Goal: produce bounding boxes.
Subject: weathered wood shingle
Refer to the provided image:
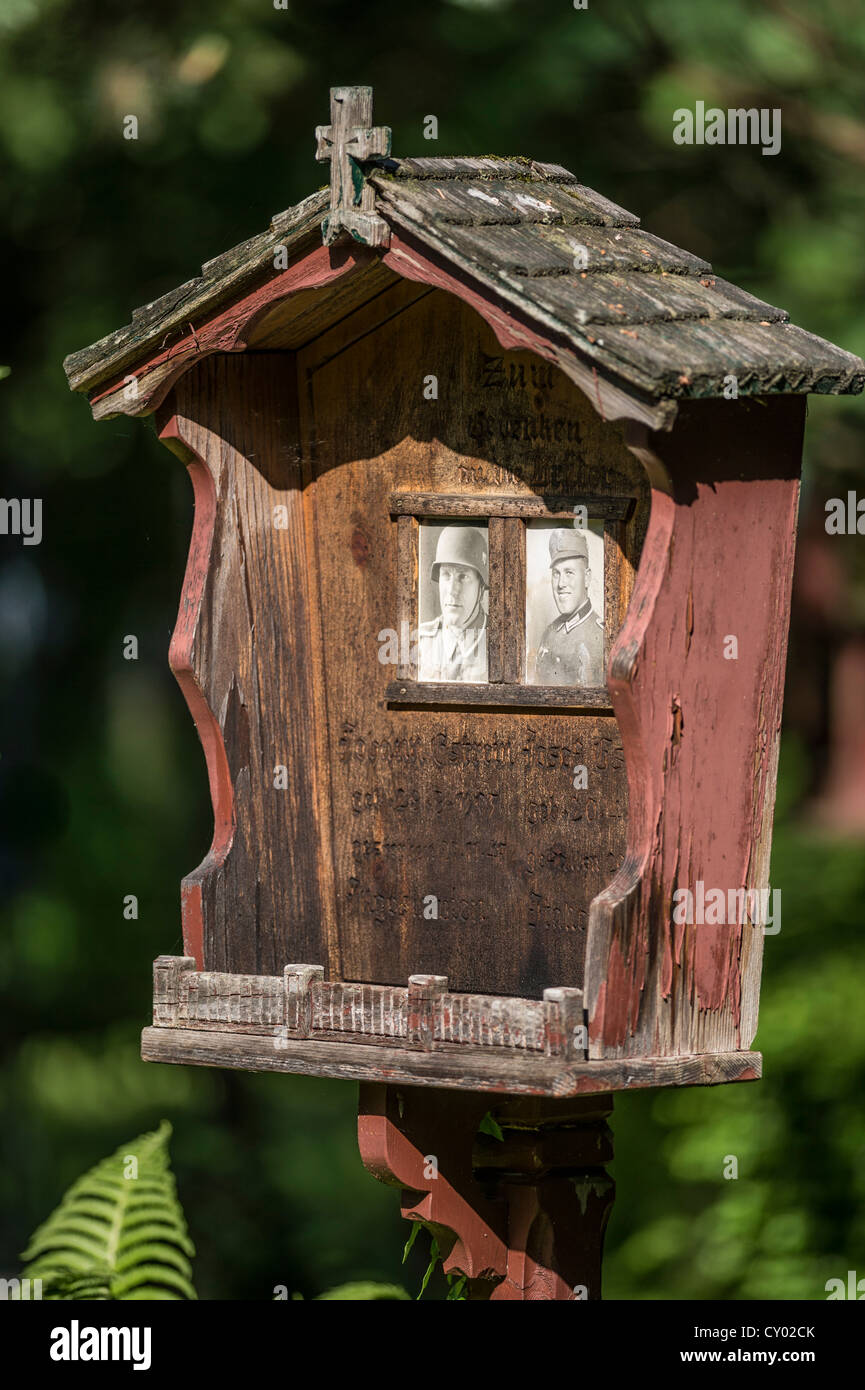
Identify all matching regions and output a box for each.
[64,157,865,406]
[63,190,329,392]
[370,161,864,399]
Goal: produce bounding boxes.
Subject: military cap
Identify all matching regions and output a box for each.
[431,526,489,586]
[549,527,589,566]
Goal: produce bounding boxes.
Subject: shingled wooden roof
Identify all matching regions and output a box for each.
[65,155,865,416]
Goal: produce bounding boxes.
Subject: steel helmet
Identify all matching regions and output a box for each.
[430,526,489,587]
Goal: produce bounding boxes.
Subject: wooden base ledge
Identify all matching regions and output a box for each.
[140,1027,761,1097]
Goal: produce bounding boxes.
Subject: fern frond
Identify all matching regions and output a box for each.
[25,1217,113,1253]
[20,1121,196,1300]
[112,1263,197,1300]
[117,1202,189,1228]
[122,1286,188,1300]
[118,1222,195,1256]
[35,1265,113,1301]
[114,1243,193,1277]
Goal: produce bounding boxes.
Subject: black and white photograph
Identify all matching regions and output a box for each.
[525,520,605,687]
[417,521,489,683]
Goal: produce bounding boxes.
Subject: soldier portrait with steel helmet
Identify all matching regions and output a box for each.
[418,524,489,683]
[532,527,604,686]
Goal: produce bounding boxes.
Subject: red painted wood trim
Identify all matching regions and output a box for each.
[358,1085,615,1299]
[90,243,374,418]
[89,231,669,430]
[383,235,556,358]
[157,408,235,968]
[382,231,671,429]
[585,401,805,1059]
[358,1084,508,1282]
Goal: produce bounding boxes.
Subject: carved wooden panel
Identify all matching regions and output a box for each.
[157,355,330,975]
[297,287,649,996]
[156,282,657,1004]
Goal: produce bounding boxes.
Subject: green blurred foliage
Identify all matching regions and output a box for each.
[1,0,864,1299]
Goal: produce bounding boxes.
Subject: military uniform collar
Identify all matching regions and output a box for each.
[562,597,593,632]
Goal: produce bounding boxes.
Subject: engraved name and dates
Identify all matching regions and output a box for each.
[336,720,625,935]
[338,724,624,771]
[340,724,621,829]
[348,784,607,826]
[343,881,611,933]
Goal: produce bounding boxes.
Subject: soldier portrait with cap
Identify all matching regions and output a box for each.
[532,527,604,687]
[418,524,489,683]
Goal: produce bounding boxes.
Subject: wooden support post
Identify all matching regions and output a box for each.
[284,964,324,1036]
[407,974,447,1049]
[483,1095,615,1300]
[357,1084,614,1300]
[543,986,586,1059]
[152,955,196,1025]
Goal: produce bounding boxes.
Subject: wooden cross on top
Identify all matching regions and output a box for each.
[315,86,392,248]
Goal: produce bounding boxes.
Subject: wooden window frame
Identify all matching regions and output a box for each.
[386,492,635,712]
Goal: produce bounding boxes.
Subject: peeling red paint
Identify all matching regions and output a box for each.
[589,935,633,1049]
[159,412,236,970]
[180,882,205,972]
[586,401,804,1060]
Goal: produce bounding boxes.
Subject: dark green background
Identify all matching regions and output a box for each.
[2,0,864,1299]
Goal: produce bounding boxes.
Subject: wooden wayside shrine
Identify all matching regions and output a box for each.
[65,87,864,1299]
